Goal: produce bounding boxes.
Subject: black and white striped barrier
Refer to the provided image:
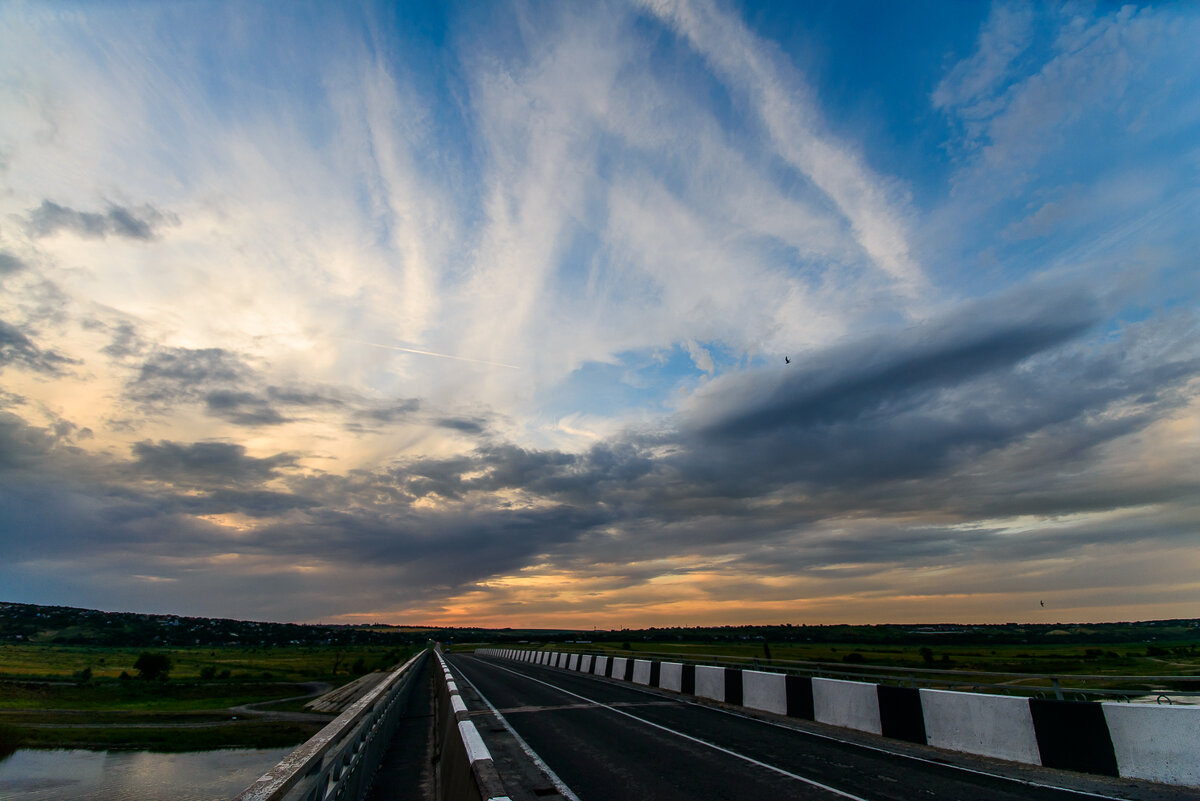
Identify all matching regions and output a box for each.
[434,650,510,801]
[474,648,1199,788]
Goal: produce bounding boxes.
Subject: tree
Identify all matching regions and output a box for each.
[133,652,173,681]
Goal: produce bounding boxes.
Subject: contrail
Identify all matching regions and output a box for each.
[342,338,520,370]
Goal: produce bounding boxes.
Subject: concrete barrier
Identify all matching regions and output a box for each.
[593,655,608,676]
[580,654,592,673]
[632,659,653,685]
[920,689,1040,764]
[695,665,725,702]
[1103,703,1200,786]
[742,670,787,716]
[611,657,628,680]
[813,678,881,735]
[659,662,683,692]
[569,654,580,671]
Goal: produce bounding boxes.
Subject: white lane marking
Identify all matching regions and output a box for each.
[484,655,1134,801]
[477,659,867,801]
[448,657,583,801]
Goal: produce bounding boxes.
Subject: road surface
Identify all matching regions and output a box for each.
[445,653,1191,801]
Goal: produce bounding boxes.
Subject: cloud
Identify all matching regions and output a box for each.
[0,251,26,276]
[932,2,1035,113]
[641,0,926,296]
[436,417,488,435]
[131,440,295,487]
[129,347,252,407]
[0,319,76,374]
[24,200,178,241]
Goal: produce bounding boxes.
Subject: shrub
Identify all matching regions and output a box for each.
[200,666,217,680]
[134,652,173,681]
[0,722,20,758]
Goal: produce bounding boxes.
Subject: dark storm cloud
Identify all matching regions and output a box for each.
[0,319,77,374]
[131,440,296,485]
[24,200,178,241]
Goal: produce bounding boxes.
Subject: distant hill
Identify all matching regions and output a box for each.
[0,601,467,648]
[2,600,1197,648]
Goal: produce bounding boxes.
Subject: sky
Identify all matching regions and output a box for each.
[1,0,1198,628]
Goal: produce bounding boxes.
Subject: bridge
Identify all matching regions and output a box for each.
[234,646,1200,801]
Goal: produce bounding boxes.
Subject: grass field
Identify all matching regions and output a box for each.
[0,642,412,682]
[0,642,422,751]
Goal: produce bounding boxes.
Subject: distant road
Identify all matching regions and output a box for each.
[446,653,1192,801]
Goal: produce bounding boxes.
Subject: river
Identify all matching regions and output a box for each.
[0,747,290,800]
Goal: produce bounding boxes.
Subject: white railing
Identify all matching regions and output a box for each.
[233,649,427,801]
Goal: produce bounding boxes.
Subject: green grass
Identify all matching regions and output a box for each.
[0,680,303,711]
[0,642,410,682]
[0,642,420,751]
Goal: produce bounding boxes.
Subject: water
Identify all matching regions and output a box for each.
[0,747,291,800]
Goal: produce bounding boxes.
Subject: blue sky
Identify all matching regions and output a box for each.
[1,0,1198,627]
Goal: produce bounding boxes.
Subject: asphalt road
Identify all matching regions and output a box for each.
[445,653,1192,801]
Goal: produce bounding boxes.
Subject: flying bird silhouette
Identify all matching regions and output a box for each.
[785,356,790,364]
[1040,600,1045,607]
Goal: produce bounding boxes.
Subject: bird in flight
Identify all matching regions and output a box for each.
[785,356,790,364]
[1040,600,1045,607]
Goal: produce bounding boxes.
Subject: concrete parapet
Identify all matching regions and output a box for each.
[632,659,653,685]
[920,689,1040,765]
[694,665,725,702]
[1103,702,1200,786]
[659,662,683,692]
[813,677,881,735]
[742,670,787,716]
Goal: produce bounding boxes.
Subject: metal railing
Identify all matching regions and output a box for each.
[495,646,1200,703]
[233,649,428,801]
